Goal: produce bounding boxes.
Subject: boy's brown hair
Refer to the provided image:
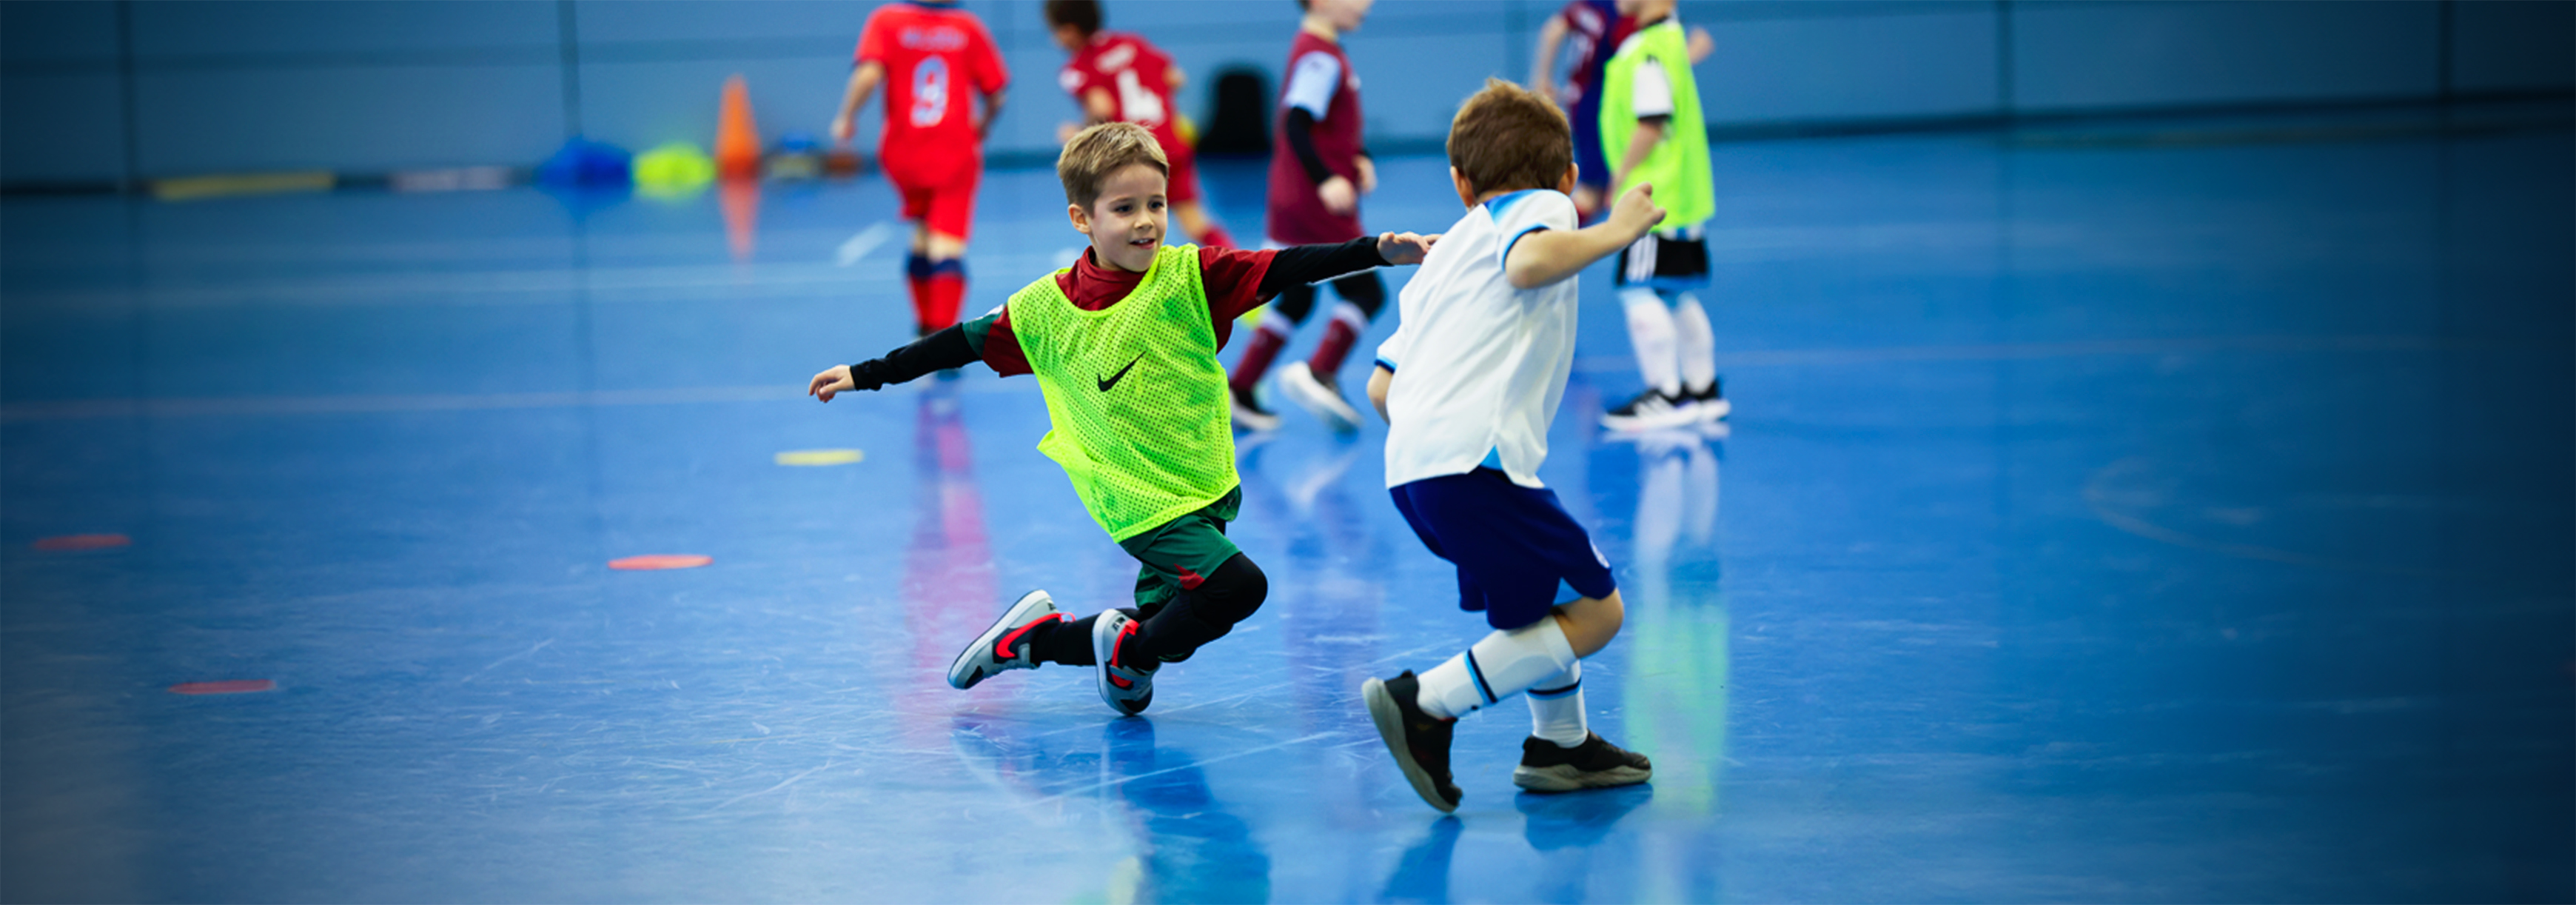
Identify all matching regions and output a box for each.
[1043,0,1101,36]
[1446,79,1573,197]
[1058,121,1170,208]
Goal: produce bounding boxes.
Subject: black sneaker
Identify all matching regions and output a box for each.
[1686,378,1729,421]
[1512,732,1652,792]
[1602,388,1696,432]
[1230,384,1281,432]
[1362,671,1462,812]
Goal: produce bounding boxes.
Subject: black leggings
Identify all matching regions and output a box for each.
[1271,271,1386,326]
[1031,553,1269,667]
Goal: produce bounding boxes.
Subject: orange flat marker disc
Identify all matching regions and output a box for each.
[170,680,275,695]
[33,534,130,551]
[609,554,712,570]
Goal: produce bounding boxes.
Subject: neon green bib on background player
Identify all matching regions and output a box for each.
[1007,243,1238,541]
[1600,19,1714,231]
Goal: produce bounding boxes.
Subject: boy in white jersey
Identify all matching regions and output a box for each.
[1358,80,1668,812]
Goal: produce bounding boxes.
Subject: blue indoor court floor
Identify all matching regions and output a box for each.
[4,107,2572,903]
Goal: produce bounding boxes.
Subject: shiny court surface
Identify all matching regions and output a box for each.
[4,111,2571,903]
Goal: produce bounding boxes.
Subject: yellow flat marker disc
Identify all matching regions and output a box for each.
[775,448,865,467]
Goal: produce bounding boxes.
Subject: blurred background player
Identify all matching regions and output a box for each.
[1228,0,1384,433]
[1531,1,1710,221]
[831,0,1008,338]
[1530,1,1624,220]
[1599,0,1726,431]
[1043,0,1238,250]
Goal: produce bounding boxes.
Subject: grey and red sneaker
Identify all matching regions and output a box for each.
[1512,732,1653,792]
[1092,608,1157,715]
[946,590,1061,689]
[1362,670,1462,812]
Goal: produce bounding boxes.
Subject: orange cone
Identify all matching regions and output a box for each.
[716,74,760,181]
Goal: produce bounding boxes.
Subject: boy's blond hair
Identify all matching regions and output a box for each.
[1446,79,1572,197]
[1058,121,1170,208]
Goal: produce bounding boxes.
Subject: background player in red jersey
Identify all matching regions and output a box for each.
[1043,0,1238,251]
[1228,0,1381,433]
[830,0,1009,337]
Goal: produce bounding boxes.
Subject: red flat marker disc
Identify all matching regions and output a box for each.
[33,534,130,551]
[609,554,712,570]
[170,680,275,695]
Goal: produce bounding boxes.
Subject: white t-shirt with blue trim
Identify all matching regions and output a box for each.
[1376,189,1583,490]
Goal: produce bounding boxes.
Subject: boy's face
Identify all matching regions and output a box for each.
[1069,162,1170,273]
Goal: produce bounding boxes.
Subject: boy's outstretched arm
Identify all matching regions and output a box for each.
[1366,364,1393,423]
[1248,232,1438,301]
[808,324,980,401]
[1504,184,1665,290]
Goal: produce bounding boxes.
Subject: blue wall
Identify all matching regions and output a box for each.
[3,0,2569,184]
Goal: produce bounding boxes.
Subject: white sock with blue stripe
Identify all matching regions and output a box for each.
[1526,661,1588,747]
[1415,616,1579,721]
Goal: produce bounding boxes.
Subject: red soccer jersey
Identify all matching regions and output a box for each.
[1266,31,1366,245]
[1058,31,1188,158]
[855,1,1007,187]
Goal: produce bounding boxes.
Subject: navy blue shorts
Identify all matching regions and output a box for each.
[1389,468,1617,630]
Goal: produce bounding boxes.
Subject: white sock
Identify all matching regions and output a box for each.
[1526,661,1588,747]
[1415,615,1579,720]
[1671,292,1715,393]
[1620,288,1680,396]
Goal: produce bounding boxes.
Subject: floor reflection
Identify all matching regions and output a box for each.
[1377,816,1463,904]
[904,386,1002,727]
[1519,786,1658,904]
[949,715,1271,904]
[1603,426,1728,812]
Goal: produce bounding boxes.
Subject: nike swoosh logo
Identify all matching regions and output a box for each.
[1096,354,1143,393]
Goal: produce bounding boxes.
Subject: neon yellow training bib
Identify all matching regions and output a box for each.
[1005,244,1239,541]
[1600,19,1714,230]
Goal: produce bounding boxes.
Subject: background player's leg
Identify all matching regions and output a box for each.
[904,222,936,335]
[1229,280,1318,428]
[1305,271,1386,384]
[1671,290,1716,398]
[920,230,969,333]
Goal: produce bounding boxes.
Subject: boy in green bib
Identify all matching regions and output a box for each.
[808,122,1433,715]
[1597,0,1729,432]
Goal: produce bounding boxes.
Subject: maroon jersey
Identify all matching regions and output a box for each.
[1265,31,1365,245]
[1558,0,1628,104]
[855,1,1007,187]
[1058,31,1188,160]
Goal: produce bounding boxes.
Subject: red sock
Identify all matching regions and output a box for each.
[1198,224,1237,250]
[920,271,965,332]
[906,275,933,332]
[1230,326,1287,393]
[1308,318,1360,379]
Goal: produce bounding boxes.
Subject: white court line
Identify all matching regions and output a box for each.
[834,221,901,267]
[9,334,2498,425]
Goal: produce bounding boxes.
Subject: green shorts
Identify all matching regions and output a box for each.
[1117,486,1244,612]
